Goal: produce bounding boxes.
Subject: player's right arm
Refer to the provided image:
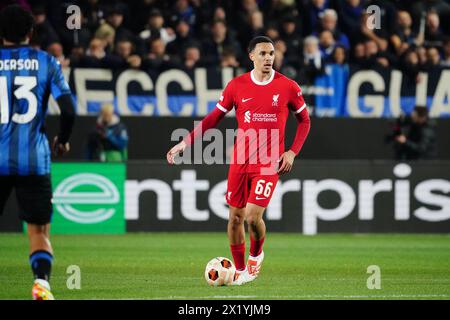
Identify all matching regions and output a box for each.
[278,80,311,174]
[48,56,76,156]
[167,80,235,164]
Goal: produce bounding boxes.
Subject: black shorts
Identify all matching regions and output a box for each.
[0,175,53,225]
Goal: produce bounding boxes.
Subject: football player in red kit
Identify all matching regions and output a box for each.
[167,36,310,285]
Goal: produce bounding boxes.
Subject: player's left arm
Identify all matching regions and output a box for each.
[278,81,311,174]
[49,56,76,156]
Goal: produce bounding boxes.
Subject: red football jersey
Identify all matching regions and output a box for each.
[217,70,307,174]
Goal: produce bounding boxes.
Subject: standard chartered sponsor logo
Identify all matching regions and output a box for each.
[244,110,251,123]
[252,113,277,122]
[243,111,277,123]
[53,173,119,223]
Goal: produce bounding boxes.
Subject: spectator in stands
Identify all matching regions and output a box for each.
[248,10,265,38]
[391,10,419,56]
[338,0,364,43]
[319,30,336,62]
[417,46,429,68]
[182,43,202,70]
[300,35,324,83]
[279,15,303,67]
[67,45,86,67]
[236,0,260,44]
[265,25,280,42]
[212,6,227,21]
[236,9,265,54]
[79,0,103,32]
[358,12,388,51]
[441,37,450,66]
[76,37,122,68]
[30,5,59,50]
[95,20,116,52]
[316,9,350,50]
[114,38,142,69]
[410,0,450,35]
[47,42,70,68]
[331,45,348,65]
[142,37,174,71]
[171,0,198,29]
[273,38,288,71]
[166,20,194,60]
[424,10,445,47]
[85,37,108,60]
[139,9,176,45]
[303,0,329,36]
[364,39,391,68]
[261,0,298,26]
[87,103,129,162]
[99,5,135,49]
[389,106,437,160]
[202,19,242,67]
[19,0,448,77]
[220,47,240,68]
[425,47,442,70]
[368,0,397,41]
[400,48,421,84]
[351,42,365,67]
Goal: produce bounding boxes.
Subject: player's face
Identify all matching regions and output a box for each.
[250,42,275,74]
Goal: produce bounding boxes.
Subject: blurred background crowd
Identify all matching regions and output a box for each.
[1,0,449,85]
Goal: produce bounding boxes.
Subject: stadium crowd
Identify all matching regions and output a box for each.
[1,0,449,84]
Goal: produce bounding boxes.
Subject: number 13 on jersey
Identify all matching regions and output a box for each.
[0,76,37,124]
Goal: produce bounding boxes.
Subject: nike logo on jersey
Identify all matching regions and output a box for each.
[255,196,266,200]
[242,98,253,103]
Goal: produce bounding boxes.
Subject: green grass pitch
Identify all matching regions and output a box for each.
[0,233,449,300]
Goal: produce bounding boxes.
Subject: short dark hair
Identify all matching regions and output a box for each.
[414,106,428,118]
[0,5,34,44]
[247,36,274,53]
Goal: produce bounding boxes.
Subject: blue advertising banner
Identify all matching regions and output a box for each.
[53,66,450,118]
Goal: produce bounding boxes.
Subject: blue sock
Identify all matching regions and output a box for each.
[29,250,53,281]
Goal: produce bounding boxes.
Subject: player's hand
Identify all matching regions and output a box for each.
[52,136,70,157]
[167,141,187,165]
[277,150,296,175]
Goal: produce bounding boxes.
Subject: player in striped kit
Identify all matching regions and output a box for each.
[0,5,76,299]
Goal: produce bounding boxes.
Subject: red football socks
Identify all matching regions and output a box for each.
[230,243,246,271]
[250,236,265,257]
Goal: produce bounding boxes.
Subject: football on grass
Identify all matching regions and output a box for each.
[204,257,236,286]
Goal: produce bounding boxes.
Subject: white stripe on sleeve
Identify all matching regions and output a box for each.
[216,103,228,113]
[294,103,307,114]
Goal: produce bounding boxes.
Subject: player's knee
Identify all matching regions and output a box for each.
[245,214,261,228]
[229,212,245,227]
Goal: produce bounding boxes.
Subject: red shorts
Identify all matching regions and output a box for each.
[226,169,279,208]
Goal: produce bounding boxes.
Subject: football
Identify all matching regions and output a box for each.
[204,257,236,287]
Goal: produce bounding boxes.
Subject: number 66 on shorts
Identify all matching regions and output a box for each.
[226,171,279,208]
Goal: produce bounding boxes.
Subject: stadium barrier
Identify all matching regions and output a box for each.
[51,66,450,117]
[44,116,450,160]
[1,161,449,234]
